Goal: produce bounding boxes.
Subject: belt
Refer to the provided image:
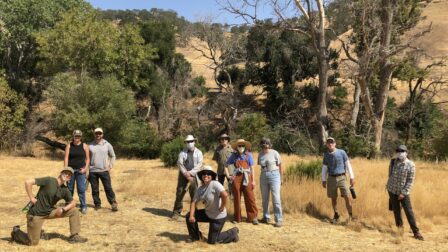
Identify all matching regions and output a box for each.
[329,173,345,177]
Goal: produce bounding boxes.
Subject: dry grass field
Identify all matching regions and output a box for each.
[1,153,447,251]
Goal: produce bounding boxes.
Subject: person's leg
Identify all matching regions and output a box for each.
[242,175,258,222]
[188,179,197,202]
[26,215,45,245]
[208,217,236,244]
[270,170,283,224]
[67,172,76,196]
[400,194,420,234]
[337,177,352,216]
[232,174,243,222]
[89,172,101,207]
[46,208,81,236]
[185,210,207,240]
[218,175,225,185]
[173,172,189,215]
[388,191,403,227]
[259,171,270,221]
[98,171,116,205]
[75,171,87,210]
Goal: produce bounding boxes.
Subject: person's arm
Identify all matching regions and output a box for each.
[177,152,190,178]
[83,143,90,177]
[219,190,228,212]
[321,165,328,188]
[225,154,234,180]
[189,150,203,177]
[107,143,116,169]
[345,160,355,186]
[188,201,196,222]
[401,163,416,196]
[25,179,37,204]
[63,144,70,167]
[249,153,255,187]
[56,199,75,217]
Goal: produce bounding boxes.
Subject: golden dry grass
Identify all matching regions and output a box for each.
[1,154,448,251]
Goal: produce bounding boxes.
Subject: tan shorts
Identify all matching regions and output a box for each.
[327,175,349,198]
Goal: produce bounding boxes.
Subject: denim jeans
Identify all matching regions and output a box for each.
[67,170,87,209]
[260,170,283,223]
[185,210,237,244]
[388,191,419,233]
[89,171,116,207]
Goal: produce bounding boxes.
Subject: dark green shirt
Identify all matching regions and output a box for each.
[28,177,72,216]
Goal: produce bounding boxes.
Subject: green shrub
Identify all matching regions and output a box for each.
[235,112,271,151]
[286,159,322,181]
[116,119,161,158]
[160,136,205,167]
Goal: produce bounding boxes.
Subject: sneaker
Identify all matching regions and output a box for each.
[274,222,283,228]
[111,202,118,212]
[94,205,101,211]
[414,232,424,241]
[68,234,88,244]
[348,215,357,222]
[252,219,259,225]
[232,227,239,242]
[185,238,195,243]
[260,218,270,224]
[231,220,238,224]
[330,213,340,224]
[170,212,180,221]
[81,208,87,214]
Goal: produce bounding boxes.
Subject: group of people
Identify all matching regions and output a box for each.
[11,128,118,246]
[173,134,424,244]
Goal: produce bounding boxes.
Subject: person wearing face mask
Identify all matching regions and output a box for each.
[225,139,258,225]
[171,135,204,220]
[386,145,424,241]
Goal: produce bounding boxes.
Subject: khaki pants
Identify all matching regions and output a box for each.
[27,208,81,245]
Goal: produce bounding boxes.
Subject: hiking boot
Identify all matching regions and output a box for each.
[232,227,239,242]
[252,219,259,225]
[414,232,424,241]
[68,234,88,244]
[40,230,50,240]
[170,212,180,221]
[81,208,87,214]
[260,218,270,224]
[111,202,118,212]
[231,220,239,224]
[348,215,357,222]
[11,226,31,245]
[330,213,340,224]
[274,222,283,228]
[94,205,101,211]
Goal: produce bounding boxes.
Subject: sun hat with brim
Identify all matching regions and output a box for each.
[72,129,83,137]
[184,135,197,142]
[218,134,230,140]
[231,139,252,151]
[197,165,217,181]
[326,137,336,143]
[61,166,74,175]
[396,145,408,152]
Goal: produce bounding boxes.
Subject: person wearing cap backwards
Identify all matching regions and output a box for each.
[10,167,87,245]
[64,130,90,214]
[386,145,424,240]
[185,166,239,244]
[89,128,118,211]
[321,137,355,223]
[225,139,259,225]
[171,135,204,220]
[258,137,283,227]
[212,134,233,192]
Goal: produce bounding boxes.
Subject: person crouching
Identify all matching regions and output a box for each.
[185,166,239,244]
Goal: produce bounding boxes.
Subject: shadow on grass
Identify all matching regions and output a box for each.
[41,232,69,242]
[157,232,189,243]
[142,208,172,218]
[304,201,328,221]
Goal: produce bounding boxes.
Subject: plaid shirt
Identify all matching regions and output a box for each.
[387,158,416,195]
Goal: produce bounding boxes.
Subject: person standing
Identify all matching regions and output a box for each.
[225,139,258,225]
[185,166,239,244]
[89,128,118,212]
[64,130,90,214]
[171,135,203,220]
[258,137,283,227]
[11,167,87,245]
[387,145,424,240]
[321,137,355,223]
[212,134,233,192]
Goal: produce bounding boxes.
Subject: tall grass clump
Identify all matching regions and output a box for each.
[286,159,322,181]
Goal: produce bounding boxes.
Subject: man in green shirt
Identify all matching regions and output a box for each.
[11,167,87,245]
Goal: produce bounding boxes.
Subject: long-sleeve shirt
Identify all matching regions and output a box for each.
[89,139,116,173]
[178,148,203,176]
[387,158,416,195]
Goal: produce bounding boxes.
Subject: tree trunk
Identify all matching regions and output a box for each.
[350,82,361,128]
[317,54,329,149]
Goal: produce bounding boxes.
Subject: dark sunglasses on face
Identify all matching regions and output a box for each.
[95,132,103,135]
[202,173,212,177]
[186,140,195,143]
[74,135,82,138]
[396,150,406,153]
[237,145,245,147]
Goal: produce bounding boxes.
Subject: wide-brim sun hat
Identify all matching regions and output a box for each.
[396,144,408,152]
[184,135,196,142]
[197,165,217,181]
[231,139,252,151]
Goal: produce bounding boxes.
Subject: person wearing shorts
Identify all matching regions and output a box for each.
[321,137,355,223]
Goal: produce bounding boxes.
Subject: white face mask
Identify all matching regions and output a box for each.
[186,142,195,150]
[397,152,407,160]
[237,147,245,154]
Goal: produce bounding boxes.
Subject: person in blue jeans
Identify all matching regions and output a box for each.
[64,130,90,214]
[258,137,283,227]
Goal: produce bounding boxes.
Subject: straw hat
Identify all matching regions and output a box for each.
[197,165,217,181]
[184,135,197,142]
[231,139,252,151]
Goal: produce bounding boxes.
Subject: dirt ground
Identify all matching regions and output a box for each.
[0,155,447,252]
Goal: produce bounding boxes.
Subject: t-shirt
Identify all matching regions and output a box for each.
[28,177,73,216]
[258,150,281,171]
[322,149,348,175]
[212,144,233,175]
[193,180,227,219]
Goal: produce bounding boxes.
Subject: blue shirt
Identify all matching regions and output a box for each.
[322,149,348,175]
[227,152,254,167]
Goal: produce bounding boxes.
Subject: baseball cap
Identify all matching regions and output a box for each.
[94,128,103,134]
[61,166,74,175]
[396,145,408,152]
[72,129,82,137]
[326,137,336,143]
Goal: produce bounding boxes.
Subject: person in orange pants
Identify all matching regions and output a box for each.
[225,139,258,225]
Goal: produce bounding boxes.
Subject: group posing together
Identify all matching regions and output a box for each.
[11,128,117,245]
[10,131,424,246]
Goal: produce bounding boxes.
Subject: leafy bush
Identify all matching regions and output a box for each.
[190,76,208,98]
[160,136,206,167]
[286,160,322,181]
[235,112,271,151]
[116,119,161,158]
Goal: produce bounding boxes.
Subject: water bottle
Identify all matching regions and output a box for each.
[350,186,357,199]
[21,201,33,214]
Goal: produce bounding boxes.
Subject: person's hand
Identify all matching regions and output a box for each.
[189,216,196,223]
[219,205,225,212]
[322,181,327,188]
[55,207,64,217]
[398,194,405,200]
[187,175,194,182]
[80,167,86,174]
[30,197,37,205]
[350,179,355,187]
[106,166,111,172]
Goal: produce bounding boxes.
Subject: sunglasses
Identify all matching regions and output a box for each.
[74,135,82,138]
[396,150,406,153]
[95,132,103,135]
[202,173,213,177]
[237,145,245,147]
[185,140,195,143]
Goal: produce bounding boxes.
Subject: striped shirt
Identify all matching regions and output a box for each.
[387,158,416,195]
